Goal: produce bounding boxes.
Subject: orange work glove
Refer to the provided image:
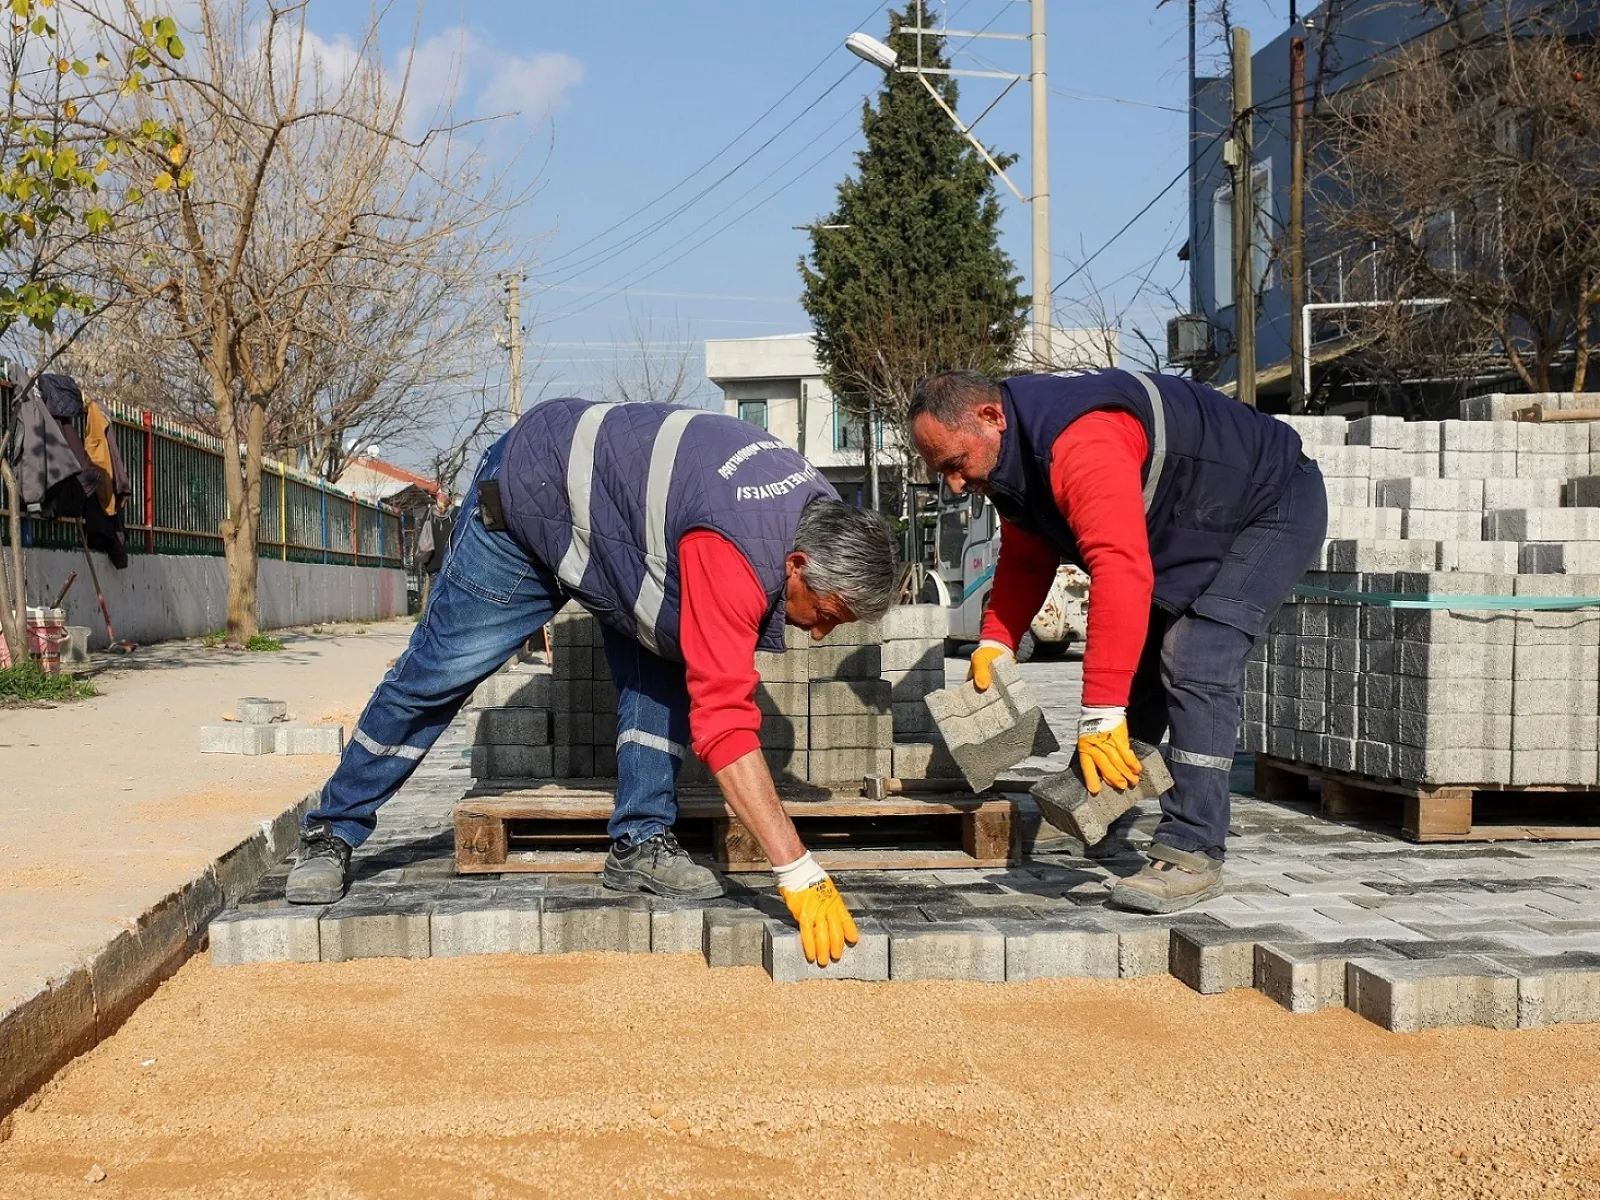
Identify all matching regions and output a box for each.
[1076,705,1142,795]
[776,853,860,967]
[967,639,1014,692]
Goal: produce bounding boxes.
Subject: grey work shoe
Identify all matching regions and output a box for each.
[1031,739,1175,847]
[285,823,353,905]
[1108,842,1223,914]
[602,830,725,901]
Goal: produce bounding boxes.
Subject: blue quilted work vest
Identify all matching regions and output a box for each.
[500,398,838,661]
[986,370,1303,614]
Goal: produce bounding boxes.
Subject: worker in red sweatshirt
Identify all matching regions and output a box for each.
[288,398,898,968]
[910,369,1326,912]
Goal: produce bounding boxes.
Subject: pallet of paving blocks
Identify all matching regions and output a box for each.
[463,604,961,791]
[1245,401,1600,840]
[453,784,1017,873]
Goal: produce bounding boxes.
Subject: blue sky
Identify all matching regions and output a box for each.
[305,0,1289,409]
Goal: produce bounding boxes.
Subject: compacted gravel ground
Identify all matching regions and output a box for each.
[2,952,1599,1198]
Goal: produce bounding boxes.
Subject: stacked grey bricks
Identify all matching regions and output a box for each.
[200,696,344,756]
[1245,394,1600,790]
[469,604,952,787]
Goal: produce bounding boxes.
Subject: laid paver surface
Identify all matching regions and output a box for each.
[0,621,415,1013]
[219,655,1600,1014]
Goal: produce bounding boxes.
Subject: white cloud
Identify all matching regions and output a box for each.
[399,28,583,134]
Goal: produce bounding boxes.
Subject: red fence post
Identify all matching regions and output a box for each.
[142,411,155,554]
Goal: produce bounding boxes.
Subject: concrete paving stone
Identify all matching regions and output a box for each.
[208,907,323,966]
[318,898,434,962]
[997,916,1119,980]
[1345,955,1519,1033]
[540,896,651,954]
[808,679,891,716]
[764,919,890,983]
[471,744,555,780]
[649,903,711,954]
[1499,953,1600,1028]
[429,897,542,957]
[1253,939,1402,1013]
[235,697,288,725]
[919,902,1040,923]
[472,669,553,709]
[465,707,552,746]
[1383,936,1522,959]
[887,920,1006,982]
[702,908,770,968]
[1168,924,1304,995]
[880,605,947,641]
[807,643,883,680]
[199,724,277,755]
[274,724,345,755]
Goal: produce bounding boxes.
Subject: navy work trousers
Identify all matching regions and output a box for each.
[1126,457,1328,858]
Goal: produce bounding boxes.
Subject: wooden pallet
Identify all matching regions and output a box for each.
[1254,756,1600,842]
[454,780,1016,873]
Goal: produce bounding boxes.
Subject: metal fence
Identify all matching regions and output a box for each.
[1,386,404,568]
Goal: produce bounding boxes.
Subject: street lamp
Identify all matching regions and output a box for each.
[845,2,1052,363]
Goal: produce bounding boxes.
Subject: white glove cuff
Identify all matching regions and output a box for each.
[1078,704,1127,737]
[977,639,1015,658]
[773,850,827,892]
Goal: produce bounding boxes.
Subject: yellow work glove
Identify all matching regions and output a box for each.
[1077,705,1142,795]
[775,852,859,967]
[968,639,1014,692]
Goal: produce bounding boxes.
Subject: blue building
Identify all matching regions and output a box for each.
[1179,0,1595,412]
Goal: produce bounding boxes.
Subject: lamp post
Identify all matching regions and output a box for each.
[845,1,1051,362]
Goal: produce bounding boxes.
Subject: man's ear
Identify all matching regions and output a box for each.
[975,400,1006,432]
[785,551,808,577]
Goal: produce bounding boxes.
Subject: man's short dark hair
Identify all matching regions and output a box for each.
[907,370,1003,428]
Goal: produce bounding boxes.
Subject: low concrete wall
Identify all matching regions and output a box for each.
[21,548,407,648]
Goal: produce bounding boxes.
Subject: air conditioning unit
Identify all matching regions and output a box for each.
[1167,314,1213,366]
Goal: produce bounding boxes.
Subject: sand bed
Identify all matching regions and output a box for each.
[2,952,1599,1198]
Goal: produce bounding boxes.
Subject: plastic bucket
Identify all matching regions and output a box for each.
[25,607,67,675]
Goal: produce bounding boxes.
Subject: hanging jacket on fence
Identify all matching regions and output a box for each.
[83,401,131,517]
[7,394,81,508]
[5,379,129,568]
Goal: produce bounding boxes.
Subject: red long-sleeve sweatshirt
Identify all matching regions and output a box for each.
[676,529,770,773]
[978,409,1155,708]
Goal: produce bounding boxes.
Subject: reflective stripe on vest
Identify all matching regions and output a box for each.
[1133,371,1168,514]
[557,402,614,589]
[557,402,705,655]
[633,409,703,653]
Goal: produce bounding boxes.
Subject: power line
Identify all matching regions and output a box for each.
[1050,128,1228,296]
[534,0,888,275]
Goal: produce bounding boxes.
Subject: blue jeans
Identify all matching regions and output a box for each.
[1128,458,1329,858]
[304,436,689,849]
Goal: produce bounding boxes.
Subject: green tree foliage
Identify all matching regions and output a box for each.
[799,0,1027,437]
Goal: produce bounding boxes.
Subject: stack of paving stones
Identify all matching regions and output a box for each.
[200,697,345,756]
[209,701,1600,1032]
[1244,395,1600,788]
[468,605,956,788]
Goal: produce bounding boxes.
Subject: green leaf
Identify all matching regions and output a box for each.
[85,207,111,234]
[165,34,184,59]
[71,59,87,76]
[156,15,175,37]
[175,167,193,189]
[9,0,29,18]
[152,170,172,193]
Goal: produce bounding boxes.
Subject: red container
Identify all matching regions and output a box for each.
[25,607,67,675]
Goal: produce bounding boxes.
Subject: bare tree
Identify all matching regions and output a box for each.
[599,307,696,406]
[1316,11,1600,392]
[76,0,521,643]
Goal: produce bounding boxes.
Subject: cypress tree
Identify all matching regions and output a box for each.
[799,0,1028,447]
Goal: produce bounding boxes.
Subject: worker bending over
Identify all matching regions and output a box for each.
[910,369,1326,912]
[288,397,897,966]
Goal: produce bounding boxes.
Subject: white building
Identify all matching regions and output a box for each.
[704,330,1120,504]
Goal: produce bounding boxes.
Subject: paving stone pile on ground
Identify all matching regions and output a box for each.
[1251,395,1600,788]
[199,696,346,756]
[210,657,1600,1034]
[466,605,956,787]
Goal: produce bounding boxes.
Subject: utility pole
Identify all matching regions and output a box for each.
[1030,0,1051,366]
[503,274,524,421]
[1288,32,1308,413]
[1229,26,1257,408]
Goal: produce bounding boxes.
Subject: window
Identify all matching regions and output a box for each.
[1212,160,1274,308]
[737,399,768,430]
[833,404,885,452]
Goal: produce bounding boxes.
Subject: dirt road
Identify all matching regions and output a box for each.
[1,952,1597,1198]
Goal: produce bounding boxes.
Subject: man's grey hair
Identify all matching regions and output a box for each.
[907,370,1002,428]
[792,498,898,622]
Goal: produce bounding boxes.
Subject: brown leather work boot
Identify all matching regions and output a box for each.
[1109,842,1223,914]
